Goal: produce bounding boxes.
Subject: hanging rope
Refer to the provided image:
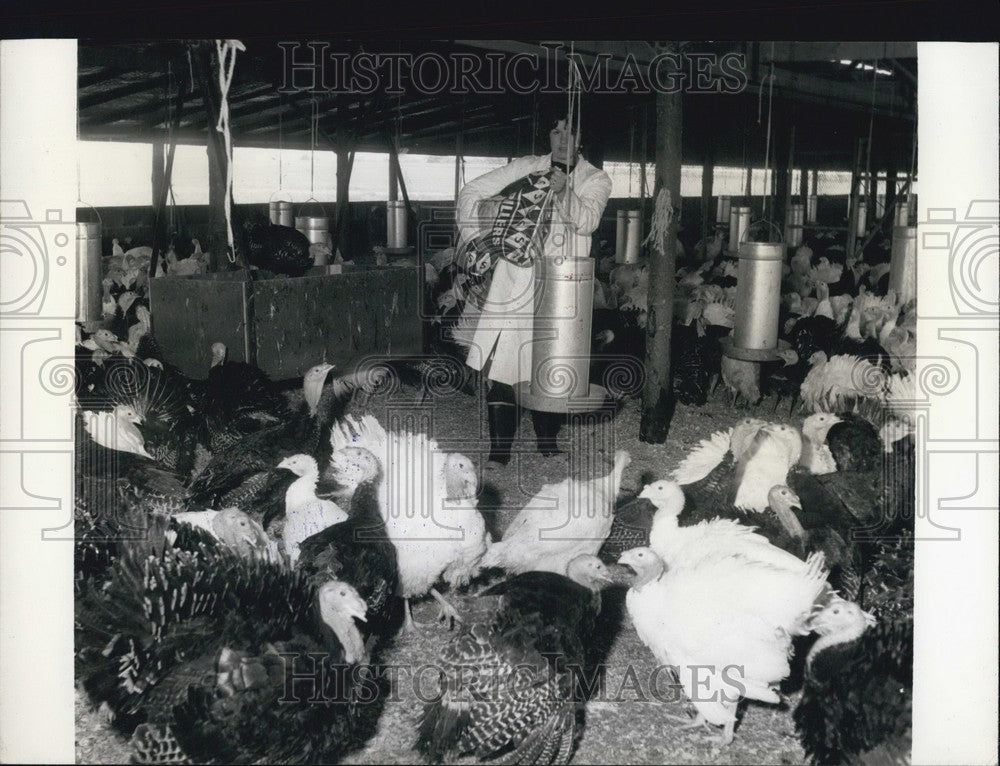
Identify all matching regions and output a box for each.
[643,187,673,253]
[563,41,581,219]
[214,39,244,263]
[309,98,318,198]
[628,107,636,198]
[277,99,284,194]
[761,45,776,221]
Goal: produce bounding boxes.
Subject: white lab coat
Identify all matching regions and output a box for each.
[454,154,612,386]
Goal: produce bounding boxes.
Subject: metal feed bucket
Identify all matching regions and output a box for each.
[529,256,595,401]
[856,200,867,237]
[615,210,641,264]
[716,195,732,225]
[296,215,331,266]
[734,241,784,351]
[296,215,330,246]
[806,194,818,223]
[895,202,909,227]
[76,221,102,325]
[785,203,805,247]
[889,226,916,304]
[728,206,751,254]
[269,201,294,227]
[386,200,407,249]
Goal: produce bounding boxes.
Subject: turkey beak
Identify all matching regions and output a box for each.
[789,504,802,514]
[346,597,368,623]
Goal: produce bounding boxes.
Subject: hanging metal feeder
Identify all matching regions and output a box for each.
[514,256,610,414]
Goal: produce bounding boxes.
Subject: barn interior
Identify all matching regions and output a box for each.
[57,39,922,765]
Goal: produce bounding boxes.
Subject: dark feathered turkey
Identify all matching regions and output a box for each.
[795,609,912,765]
[418,556,612,765]
[295,465,403,642]
[241,216,313,277]
[77,543,379,764]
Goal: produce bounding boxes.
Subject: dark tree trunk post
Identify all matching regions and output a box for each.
[206,127,227,273]
[884,157,898,235]
[151,140,165,234]
[193,43,229,273]
[700,146,714,265]
[335,147,351,259]
[848,137,864,259]
[388,151,399,202]
[781,121,796,228]
[640,51,682,445]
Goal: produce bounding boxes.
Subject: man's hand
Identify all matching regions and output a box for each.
[550,166,568,196]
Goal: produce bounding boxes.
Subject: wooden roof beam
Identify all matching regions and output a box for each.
[79,74,169,109]
[761,42,916,63]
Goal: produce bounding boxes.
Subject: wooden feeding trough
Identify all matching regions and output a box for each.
[148,266,424,380]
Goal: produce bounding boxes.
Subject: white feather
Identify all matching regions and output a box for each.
[671,429,733,485]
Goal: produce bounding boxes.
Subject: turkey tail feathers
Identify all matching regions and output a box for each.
[671,429,733,485]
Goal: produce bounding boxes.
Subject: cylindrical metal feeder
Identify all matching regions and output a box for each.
[269,200,294,227]
[856,199,867,237]
[615,209,627,260]
[514,256,608,413]
[785,203,805,247]
[386,200,408,249]
[895,202,909,227]
[889,225,916,304]
[76,221,102,326]
[733,241,784,352]
[728,206,751,253]
[296,215,330,246]
[806,194,818,223]
[716,195,732,225]
[619,210,641,263]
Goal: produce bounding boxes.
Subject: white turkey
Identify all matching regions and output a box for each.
[275,453,349,564]
[619,545,829,745]
[669,418,802,514]
[326,413,486,632]
[479,450,631,576]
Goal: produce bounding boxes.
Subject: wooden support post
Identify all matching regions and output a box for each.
[148,70,189,281]
[700,147,714,263]
[884,159,897,234]
[388,150,399,202]
[193,42,233,273]
[799,162,809,200]
[782,122,796,225]
[847,138,864,258]
[454,103,464,202]
[640,104,648,208]
[152,140,165,223]
[640,54,682,445]
[333,147,353,259]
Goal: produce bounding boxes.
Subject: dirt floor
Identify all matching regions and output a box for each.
[75,377,810,765]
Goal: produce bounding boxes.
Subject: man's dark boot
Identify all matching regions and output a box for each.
[531,409,566,457]
[486,402,519,467]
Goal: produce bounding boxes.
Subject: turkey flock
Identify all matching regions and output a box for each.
[75,220,914,765]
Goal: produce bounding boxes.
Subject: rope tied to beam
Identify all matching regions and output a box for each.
[643,187,674,254]
[215,39,245,263]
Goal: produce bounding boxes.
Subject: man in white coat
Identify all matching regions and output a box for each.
[454,114,612,468]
